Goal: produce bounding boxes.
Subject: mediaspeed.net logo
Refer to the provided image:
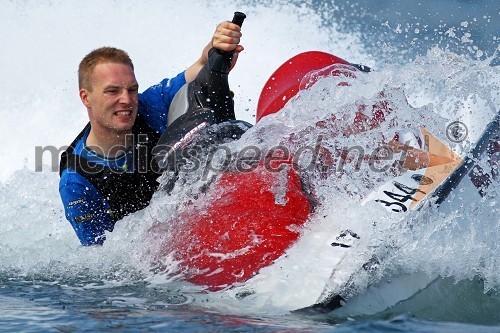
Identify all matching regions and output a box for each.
[35,139,419,177]
[34,122,468,185]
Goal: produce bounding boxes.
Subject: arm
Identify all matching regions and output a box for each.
[59,173,115,246]
[184,21,244,83]
[139,21,244,131]
[138,72,187,132]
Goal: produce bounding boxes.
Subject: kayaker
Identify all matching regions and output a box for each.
[59,21,243,246]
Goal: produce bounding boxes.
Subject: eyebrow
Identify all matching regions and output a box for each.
[103,84,139,90]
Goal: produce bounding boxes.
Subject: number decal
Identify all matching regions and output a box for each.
[375,174,432,212]
[375,199,408,212]
[393,181,426,195]
[382,190,415,203]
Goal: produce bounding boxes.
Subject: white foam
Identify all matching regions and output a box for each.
[0,0,498,316]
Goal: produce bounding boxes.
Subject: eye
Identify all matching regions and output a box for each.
[104,88,119,94]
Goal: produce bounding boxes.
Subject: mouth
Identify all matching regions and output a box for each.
[114,110,132,117]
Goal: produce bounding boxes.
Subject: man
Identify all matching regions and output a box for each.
[59,21,243,246]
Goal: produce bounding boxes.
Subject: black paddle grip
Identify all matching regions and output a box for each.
[208,11,245,71]
[232,12,246,27]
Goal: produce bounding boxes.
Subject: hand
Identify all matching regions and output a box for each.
[212,21,244,70]
[186,21,244,83]
[212,21,244,53]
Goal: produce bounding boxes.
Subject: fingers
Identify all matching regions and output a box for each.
[229,51,239,71]
[229,45,245,71]
[213,21,243,52]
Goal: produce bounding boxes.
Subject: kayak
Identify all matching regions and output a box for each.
[149,13,499,312]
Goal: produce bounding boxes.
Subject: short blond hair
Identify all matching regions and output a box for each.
[78,47,134,90]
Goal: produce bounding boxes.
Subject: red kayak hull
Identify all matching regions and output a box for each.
[162,161,312,290]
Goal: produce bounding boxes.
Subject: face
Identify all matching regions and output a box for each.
[80,62,139,136]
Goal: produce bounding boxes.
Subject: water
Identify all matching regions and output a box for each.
[0,0,499,331]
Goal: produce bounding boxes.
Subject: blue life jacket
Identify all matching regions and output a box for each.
[59,114,161,223]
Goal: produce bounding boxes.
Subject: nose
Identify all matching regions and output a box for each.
[119,89,132,104]
[119,88,138,106]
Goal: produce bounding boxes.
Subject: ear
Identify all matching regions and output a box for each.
[79,88,91,108]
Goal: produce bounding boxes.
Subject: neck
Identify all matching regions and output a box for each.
[86,126,133,157]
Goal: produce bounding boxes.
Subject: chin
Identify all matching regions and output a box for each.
[113,116,137,132]
[114,125,134,134]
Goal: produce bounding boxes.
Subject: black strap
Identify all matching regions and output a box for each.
[60,115,162,222]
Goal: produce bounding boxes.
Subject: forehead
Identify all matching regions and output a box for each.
[91,62,137,86]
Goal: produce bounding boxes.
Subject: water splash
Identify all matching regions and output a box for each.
[0,0,498,322]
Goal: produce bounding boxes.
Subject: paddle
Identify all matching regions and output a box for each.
[432,110,499,204]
